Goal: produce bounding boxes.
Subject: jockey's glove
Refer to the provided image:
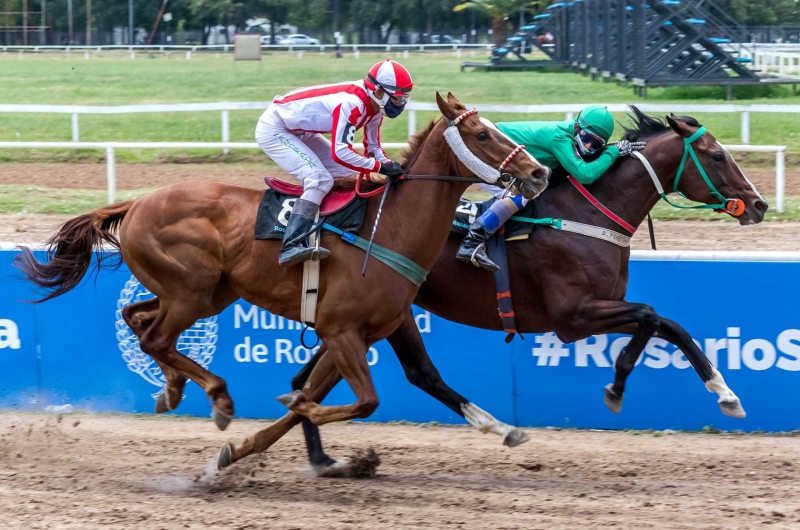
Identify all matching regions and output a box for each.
[615,139,647,157]
[378,161,405,178]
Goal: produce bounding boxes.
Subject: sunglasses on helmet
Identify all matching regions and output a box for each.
[578,129,605,151]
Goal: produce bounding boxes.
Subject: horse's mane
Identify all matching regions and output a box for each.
[332,119,440,193]
[621,105,701,142]
[401,119,438,170]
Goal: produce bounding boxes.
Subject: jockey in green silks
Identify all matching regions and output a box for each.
[456,104,646,272]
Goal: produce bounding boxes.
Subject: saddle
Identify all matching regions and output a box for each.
[265,178,357,216]
[256,179,367,240]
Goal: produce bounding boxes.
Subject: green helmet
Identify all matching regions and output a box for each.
[576,105,615,143]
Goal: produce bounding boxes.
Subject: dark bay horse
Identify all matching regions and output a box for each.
[231,108,768,474]
[16,93,549,438]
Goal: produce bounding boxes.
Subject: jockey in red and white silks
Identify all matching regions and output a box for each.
[256,59,413,267]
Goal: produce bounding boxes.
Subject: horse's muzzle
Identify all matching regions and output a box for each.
[517,166,550,200]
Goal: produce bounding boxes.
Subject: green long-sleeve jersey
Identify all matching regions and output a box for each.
[497,120,620,185]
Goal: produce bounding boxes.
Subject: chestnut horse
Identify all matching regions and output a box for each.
[242,109,769,474]
[16,93,549,442]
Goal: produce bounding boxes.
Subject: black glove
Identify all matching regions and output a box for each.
[378,161,405,178]
[615,139,647,157]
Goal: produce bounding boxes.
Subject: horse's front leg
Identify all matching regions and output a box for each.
[291,347,340,469]
[219,350,342,470]
[656,317,744,418]
[557,299,743,418]
[277,330,378,425]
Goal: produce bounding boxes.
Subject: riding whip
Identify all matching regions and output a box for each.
[361,177,393,277]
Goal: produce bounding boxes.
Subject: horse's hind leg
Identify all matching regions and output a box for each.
[122,298,187,413]
[388,308,529,446]
[138,299,236,430]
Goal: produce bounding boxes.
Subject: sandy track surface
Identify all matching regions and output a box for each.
[1,411,799,530]
[3,213,800,251]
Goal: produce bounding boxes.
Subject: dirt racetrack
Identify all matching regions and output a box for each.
[1,412,799,530]
[0,163,796,196]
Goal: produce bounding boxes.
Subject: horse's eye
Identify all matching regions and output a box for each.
[712,153,725,162]
[476,131,488,142]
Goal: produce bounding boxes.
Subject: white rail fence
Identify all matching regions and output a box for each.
[1,43,492,59]
[0,141,786,212]
[2,101,799,146]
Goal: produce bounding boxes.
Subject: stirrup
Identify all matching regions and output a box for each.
[470,243,486,268]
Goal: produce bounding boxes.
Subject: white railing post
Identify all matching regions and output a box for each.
[221,109,230,155]
[776,148,785,213]
[566,111,574,120]
[408,109,417,138]
[71,113,79,142]
[740,110,750,145]
[106,146,116,204]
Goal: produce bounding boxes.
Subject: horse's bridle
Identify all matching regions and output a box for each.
[632,126,745,217]
[355,108,528,198]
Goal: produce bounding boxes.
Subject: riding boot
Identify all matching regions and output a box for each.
[456,217,500,272]
[456,195,527,272]
[279,199,331,268]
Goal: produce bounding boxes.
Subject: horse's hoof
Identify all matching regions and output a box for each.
[314,448,380,479]
[155,392,172,414]
[719,399,746,419]
[276,390,303,409]
[503,428,531,448]
[211,407,233,431]
[604,384,623,414]
[313,458,351,478]
[217,443,234,469]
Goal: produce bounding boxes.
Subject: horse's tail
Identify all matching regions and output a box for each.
[15,201,134,302]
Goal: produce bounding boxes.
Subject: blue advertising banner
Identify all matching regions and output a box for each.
[1,250,799,432]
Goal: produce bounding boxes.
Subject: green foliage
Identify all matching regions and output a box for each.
[708,0,799,25]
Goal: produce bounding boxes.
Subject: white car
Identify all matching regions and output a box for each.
[278,34,320,46]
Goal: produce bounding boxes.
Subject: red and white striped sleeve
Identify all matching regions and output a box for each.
[331,100,381,173]
[363,115,391,165]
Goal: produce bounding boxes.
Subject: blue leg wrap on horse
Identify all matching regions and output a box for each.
[479,197,523,234]
[509,194,527,209]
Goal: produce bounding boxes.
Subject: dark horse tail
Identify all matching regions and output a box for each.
[14,201,134,302]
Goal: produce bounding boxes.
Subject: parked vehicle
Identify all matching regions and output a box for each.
[277,34,320,46]
[431,35,463,45]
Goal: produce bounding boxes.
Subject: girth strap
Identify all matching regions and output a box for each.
[319,223,429,286]
[510,216,631,247]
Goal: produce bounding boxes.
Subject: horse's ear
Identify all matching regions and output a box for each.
[666,114,693,138]
[436,92,459,120]
[447,92,466,111]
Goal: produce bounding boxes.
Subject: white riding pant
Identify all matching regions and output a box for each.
[255,107,355,205]
[477,182,530,207]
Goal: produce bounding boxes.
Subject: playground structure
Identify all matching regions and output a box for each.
[464,0,800,98]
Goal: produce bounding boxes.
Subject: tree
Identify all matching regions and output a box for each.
[453,0,537,45]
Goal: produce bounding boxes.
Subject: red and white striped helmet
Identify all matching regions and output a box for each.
[365,59,414,97]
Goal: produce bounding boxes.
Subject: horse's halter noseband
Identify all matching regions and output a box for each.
[633,126,745,217]
[443,108,527,186]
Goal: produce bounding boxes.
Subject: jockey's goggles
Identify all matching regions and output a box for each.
[577,129,605,151]
[367,73,412,105]
[390,92,411,105]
